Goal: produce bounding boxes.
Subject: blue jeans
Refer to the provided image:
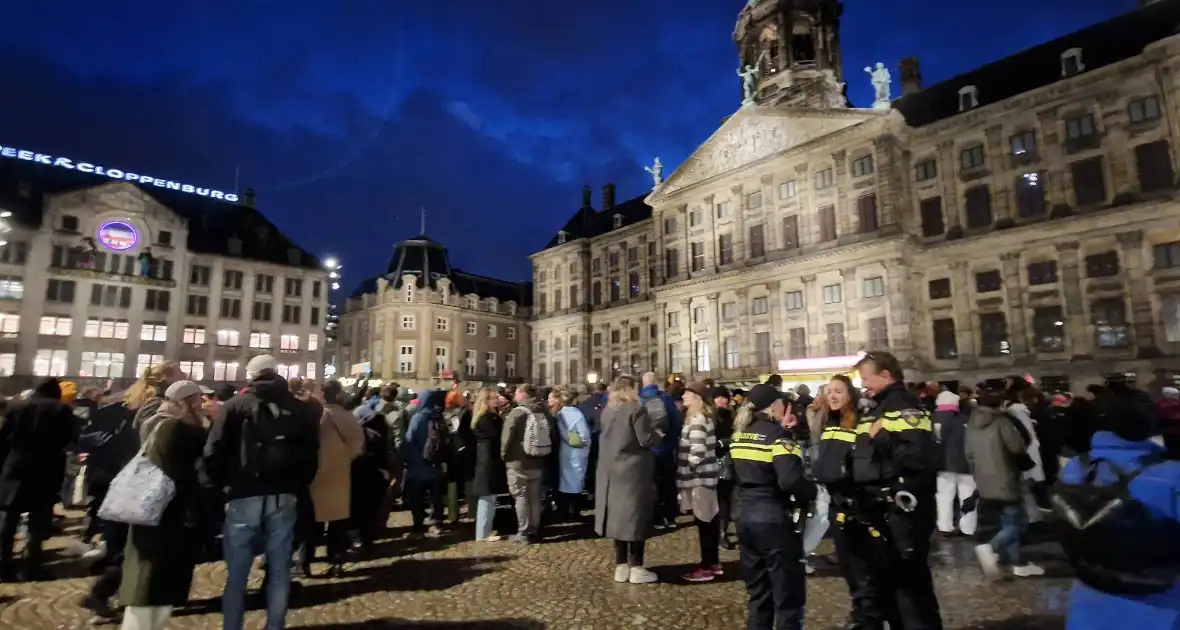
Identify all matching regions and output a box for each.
[474,495,497,540]
[222,494,298,630]
[988,502,1028,566]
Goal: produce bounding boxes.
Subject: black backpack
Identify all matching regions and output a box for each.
[422,409,450,464]
[1051,452,1180,595]
[242,400,306,482]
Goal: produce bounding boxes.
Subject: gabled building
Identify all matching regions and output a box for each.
[531,0,1180,392]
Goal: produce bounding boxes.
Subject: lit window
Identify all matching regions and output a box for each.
[486,352,497,377]
[179,361,204,381]
[139,324,167,342]
[33,349,68,377]
[436,317,449,332]
[0,277,24,299]
[39,316,72,336]
[80,352,125,378]
[308,334,319,351]
[400,315,415,330]
[213,361,239,381]
[249,331,272,349]
[280,334,299,351]
[398,345,415,373]
[465,349,477,376]
[0,353,15,376]
[505,353,517,378]
[487,324,497,338]
[435,347,449,374]
[276,364,299,379]
[183,326,207,344]
[136,354,164,376]
[0,313,18,337]
[217,329,241,347]
[305,362,317,379]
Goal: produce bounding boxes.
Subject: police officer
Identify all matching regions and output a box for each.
[856,351,943,630]
[731,383,814,630]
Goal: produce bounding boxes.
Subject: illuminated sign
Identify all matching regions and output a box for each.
[0,144,239,203]
[97,221,138,251]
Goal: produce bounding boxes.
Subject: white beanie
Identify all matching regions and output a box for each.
[246,354,279,380]
[165,380,203,401]
[935,391,961,407]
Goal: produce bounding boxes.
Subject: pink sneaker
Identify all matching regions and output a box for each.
[683,567,716,583]
[709,564,724,576]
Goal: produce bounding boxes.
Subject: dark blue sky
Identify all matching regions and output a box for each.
[0,0,1135,285]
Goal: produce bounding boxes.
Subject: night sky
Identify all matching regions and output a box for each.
[0,0,1136,286]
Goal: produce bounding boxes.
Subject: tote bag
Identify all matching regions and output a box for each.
[97,420,176,526]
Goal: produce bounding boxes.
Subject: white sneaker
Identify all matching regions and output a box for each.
[613,564,629,583]
[1012,563,1046,578]
[81,542,107,561]
[974,544,1001,579]
[68,540,94,557]
[804,561,815,575]
[628,566,658,584]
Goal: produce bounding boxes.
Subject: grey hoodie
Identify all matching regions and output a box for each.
[965,405,1027,501]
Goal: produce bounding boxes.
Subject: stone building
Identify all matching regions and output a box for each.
[335,236,531,390]
[530,0,1180,391]
[0,157,330,392]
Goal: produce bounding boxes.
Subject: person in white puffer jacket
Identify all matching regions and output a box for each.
[1004,388,1046,522]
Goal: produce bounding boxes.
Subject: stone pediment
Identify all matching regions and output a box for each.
[649,106,880,201]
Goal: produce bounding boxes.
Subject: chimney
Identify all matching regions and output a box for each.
[602,184,616,211]
[581,185,592,209]
[243,188,256,207]
[899,57,922,95]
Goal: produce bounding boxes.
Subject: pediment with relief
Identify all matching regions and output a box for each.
[650,106,880,200]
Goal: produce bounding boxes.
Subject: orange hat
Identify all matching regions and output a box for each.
[59,380,77,402]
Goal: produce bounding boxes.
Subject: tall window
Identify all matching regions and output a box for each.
[718,234,734,265]
[920,197,945,237]
[746,190,763,210]
[398,345,415,373]
[280,334,300,351]
[825,323,846,355]
[1071,157,1107,206]
[979,313,1010,356]
[1014,172,1046,218]
[867,317,889,349]
[1032,306,1066,353]
[754,332,771,367]
[485,352,497,378]
[1010,130,1037,156]
[914,159,937,181]
[179,360,205,381]
[435,347,449,374]
[249,332,272,349]
[665,248,679,278]
[964,185,993,228]
[932,319,958,359]
[723,337,739,369]
[276,364,299,379]
[213,361,239,381]
[691,242,705,272]
[136,354,164,376]
[34,349,68,376]
[823,284,842,304]
[748,224,766,258]
[818,205,837,242]
[145,289,170,312]
[857,194,878,233]
[1135,140,1174,193]
[788,328,807,358]
[1092,298,1130,348]
[217,329,241,347]
[752,297,769,315]
[814,168,834,189]
[505,354,517,378]
[694,340,710,372]
[782,216,799,250]
[667,344,684,373]
[715,201,732,219]
[80,352,125,378]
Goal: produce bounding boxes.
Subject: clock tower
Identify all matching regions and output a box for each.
[734,0,847,108]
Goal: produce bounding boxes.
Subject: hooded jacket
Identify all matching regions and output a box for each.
[932,391,970,474]
[202,372,320,500]
[401,389,447,481]
[1064,433,1180,630]
[965,405,1026,501]
[0,379,75,509]
[640,384,680,458]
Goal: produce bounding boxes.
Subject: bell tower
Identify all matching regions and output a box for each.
[734,0,846,109]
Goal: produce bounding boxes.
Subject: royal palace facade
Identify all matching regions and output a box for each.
[530,0,1180,392]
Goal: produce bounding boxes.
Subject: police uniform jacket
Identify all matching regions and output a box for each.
[812,409,863,498]
[730,412,814,523]
[859,381,939,493]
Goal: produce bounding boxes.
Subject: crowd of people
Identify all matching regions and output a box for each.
[0,350,1178,630]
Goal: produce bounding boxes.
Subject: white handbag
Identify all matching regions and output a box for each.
[97,420,177,526]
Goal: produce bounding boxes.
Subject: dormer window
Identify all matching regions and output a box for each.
[557,230,568,245]
[958,86,979,112]
[1061,48,1084,77]
[612,214,623,229]
[469,296,478,310]
[405,282,414,303]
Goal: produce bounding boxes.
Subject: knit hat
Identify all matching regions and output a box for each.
[684,381,709,399]
[746,383,781,413]
[58,380,78,403]
[935,391,960,407]
[165,380,203,401]
[245,354,278,380]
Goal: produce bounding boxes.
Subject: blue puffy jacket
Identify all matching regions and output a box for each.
[640,384,680,458]
[1064,432,1180,630]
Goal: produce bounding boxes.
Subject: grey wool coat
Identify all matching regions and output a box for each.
[594,400,661,542]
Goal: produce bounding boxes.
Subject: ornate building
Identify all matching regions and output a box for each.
[0,158,331,392]
[334,236,531,389]
[530,0,1180,391]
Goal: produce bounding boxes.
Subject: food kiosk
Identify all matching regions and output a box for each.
[759,352,867,393]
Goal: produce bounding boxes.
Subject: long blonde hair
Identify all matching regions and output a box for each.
[733,401,757,433]
[607,376,637,409]
[125,361,178,410]
[549,387,572,413]
[471,387,498,428]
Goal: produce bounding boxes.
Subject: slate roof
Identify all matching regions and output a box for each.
[540,191,653,251]
[894,0,1180,127]
[349,235,531,306]
[0,155,324,269]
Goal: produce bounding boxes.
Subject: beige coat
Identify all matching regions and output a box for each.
[310,404,365,523]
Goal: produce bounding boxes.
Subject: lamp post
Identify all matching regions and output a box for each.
[323,256,343,378]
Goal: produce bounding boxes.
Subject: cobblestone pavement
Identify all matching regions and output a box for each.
[0,509,1070,630]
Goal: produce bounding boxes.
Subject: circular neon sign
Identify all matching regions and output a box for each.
[97,221,138,251]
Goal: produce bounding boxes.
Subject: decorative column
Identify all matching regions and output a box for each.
[1056,241,1090,357]
[936,140,962,236]
[1000,251,1029,356]
[832,150,851,237]
[885,257,913,359]
[794,163,811,245]
[949,260,978,368]
[679,298,692,376]
[987,124,1014,227]
[731,185,746,262]
[767,280,783,358]
[655,302,668,374]
[1117,229,1161,357]
[1099,91,1134,196]
[735,288,751,361]
[703,194,717,272]
[1036,110,1067,212]
[908,266,930,363]
[801,274,818,356]
[759,173,775,250]
[707,293,721,375]
[872,136,900,228]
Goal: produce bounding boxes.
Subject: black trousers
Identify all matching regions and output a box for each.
[738,520,804,630]
[89,520,128,601]
[613,539,645,565]
[555,492,582,521]
[0,504,53,579]
[717,479,735,539]
[830,515,900,630]
[307,520,350,566]
[885,508,943,630]
[405,477,445,531]
[695,516,720,567]
[653,455,679,524]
